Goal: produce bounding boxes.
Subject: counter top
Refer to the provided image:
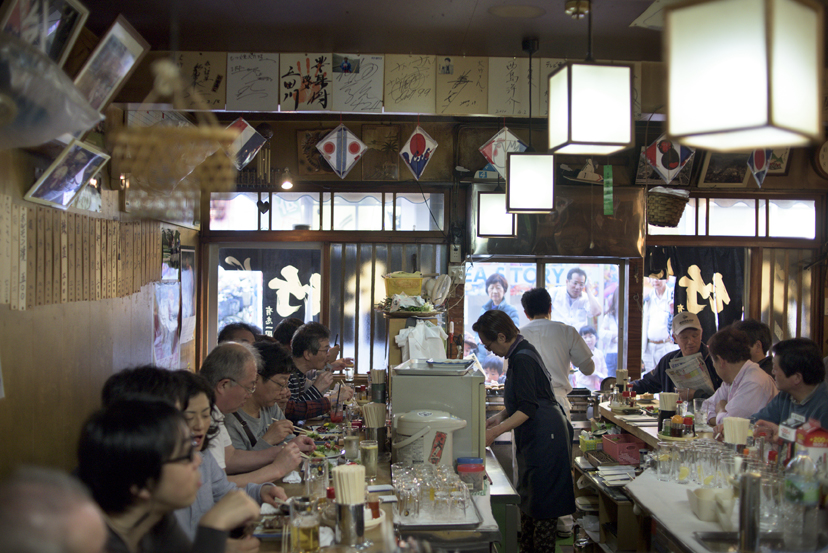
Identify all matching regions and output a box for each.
[485,448,519,504]
[599,402,661,448]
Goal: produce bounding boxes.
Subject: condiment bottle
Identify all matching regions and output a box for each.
[621,391,630,406]
[676,399,686,417]
[662,420,672,436]
[629,391,637,408]
[683,417,694,437]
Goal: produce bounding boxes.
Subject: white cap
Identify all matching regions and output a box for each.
[672,311,701,335]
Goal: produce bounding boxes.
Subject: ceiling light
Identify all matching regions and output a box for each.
[564,0,590,19]
[664,0,824,152]
[477,192,516,237]
[547,2,633,154]
[280,168,294,190]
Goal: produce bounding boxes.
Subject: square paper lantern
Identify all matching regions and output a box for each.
[316,124,366,178]
[477,192,516,237]
[664,0,824,152]
[506,152,555,213]
[547,62,633,155]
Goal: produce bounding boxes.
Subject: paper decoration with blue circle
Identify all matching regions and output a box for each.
[315,124,366,179]
[225,118,267,170]
[478,127,527,179]
[400,126,437,180]
[748,149,772,188]
[645,133,694,184]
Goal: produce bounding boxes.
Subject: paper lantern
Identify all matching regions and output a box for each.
[506,152,555,213]
[664,0,824,151]
[477,192,516,237]
[547,62,633,155]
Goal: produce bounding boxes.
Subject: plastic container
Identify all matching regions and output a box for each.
[579,434,603,452]
[458,463,485,492]
[455,457,484,472]
[602,434,647,465]
[383,276,423,297]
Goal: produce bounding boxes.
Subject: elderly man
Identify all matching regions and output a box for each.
[641,278,679,374]
[700,326,777,435]
[218,322,257,344]
[732,319,773,375]
[0,467,107,553]
[550,268,602,330]
[200,341,303,485]
[752,338,828,440]
[284,322,353,423]
[632,311,722,400]
[520,287,595,420]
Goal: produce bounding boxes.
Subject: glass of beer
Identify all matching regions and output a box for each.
[289,496,320,553]
[360,439,378,481]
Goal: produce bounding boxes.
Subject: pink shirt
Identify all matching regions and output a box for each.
[701,360,778,426]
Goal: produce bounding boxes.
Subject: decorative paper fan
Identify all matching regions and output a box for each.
[645,133,694,184]
[747,149,771,188]
[478,127,527,179]
[316,124,367,178]
[400,126,437,180]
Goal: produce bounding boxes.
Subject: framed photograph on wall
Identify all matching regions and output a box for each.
[24,138,109,209]
[73,14,149,112]
[697,151,751,188]
[767,148,791,176]
[0,0,89,67]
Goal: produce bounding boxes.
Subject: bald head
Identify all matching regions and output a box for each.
[0,467,107,553]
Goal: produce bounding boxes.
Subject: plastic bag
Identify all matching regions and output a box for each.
[395,320,447,361]
[0,34,102,150]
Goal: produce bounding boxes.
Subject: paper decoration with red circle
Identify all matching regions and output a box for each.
[645,133,695,184]
[478,127,527,179]
[748,149,772,188]
[315,124,366,178]
[400,126,438,180]
[226,117,267,170]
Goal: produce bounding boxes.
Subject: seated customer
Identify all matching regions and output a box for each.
[102,365,188,409]
[77,399,259,553]
[225,342,315,452]
[632,312,722,400]
[218,322,258,345]
[752,338,828,440]
[700,326,778,435]
[732,319,773,375]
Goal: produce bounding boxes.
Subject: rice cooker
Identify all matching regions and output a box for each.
[392,410,467,466]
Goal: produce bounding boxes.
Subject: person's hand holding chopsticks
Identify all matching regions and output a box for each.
[261,419,294,446]
[292,435,317,453]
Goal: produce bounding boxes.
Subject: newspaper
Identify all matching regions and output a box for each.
[665,352,714,395]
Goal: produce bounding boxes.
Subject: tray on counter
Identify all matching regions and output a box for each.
[394,493,483,531]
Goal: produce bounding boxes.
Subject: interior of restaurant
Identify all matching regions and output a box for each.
[0,0,827,551]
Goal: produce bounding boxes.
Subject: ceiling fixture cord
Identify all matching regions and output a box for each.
[522,38,538,152]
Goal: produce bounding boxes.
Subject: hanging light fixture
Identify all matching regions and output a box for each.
[477,191,517,237]
[279,168,294,190]
[547,1,633,155]
[506,38,555,213]
[664,0,823,152]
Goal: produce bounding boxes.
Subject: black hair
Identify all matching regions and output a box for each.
[579,326,598,338]
[521,288,552,318]
[732,319,772,354]
[255,341,295,379]
[772,338,825,385]
[273,317,304,347]
[291,322,330,358]
[707,326,752,363]
[77,399,187,514]
[473,310,518,342]
[218,322,258,343]
[178,371,220,450]
[482,356,503,375]
[484,273,509,293]
[101,365,187,409]
[567,267,587,282]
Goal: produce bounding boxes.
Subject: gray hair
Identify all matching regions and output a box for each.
[0,467,100,553]
[199,341,263,387]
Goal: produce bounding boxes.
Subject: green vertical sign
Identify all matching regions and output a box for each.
[603,164,613,216]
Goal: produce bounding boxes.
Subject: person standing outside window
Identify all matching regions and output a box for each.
[550,268,601,330]
[641,278,679,375]
[480,273,520,327]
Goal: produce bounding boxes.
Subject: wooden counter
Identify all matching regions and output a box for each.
[598,402,661,449]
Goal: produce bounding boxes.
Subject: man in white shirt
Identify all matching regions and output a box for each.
[549,268,602,331]
[520,288,595,420]
[200,341,303,486]
[641,278,679,374]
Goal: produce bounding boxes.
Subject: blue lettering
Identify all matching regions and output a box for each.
[510,267,520,284]
[525,267,536,284]
[548,267,565,285]
[472,267,487,284]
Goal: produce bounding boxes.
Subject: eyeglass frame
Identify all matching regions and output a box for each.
[264,375,289,390]
[228,377,257,394]
[164,439,199,464]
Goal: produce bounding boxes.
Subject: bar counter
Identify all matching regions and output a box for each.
[598,401,661,448]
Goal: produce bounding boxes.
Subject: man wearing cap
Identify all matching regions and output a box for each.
[631,311,722,400]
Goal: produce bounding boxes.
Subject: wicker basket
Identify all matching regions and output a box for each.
[647,189,690,228]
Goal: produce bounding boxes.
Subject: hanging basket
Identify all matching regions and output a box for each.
[647,188,689,228]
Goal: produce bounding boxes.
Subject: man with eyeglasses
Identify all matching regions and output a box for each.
[549,268,602,331]
[200,342,303,486]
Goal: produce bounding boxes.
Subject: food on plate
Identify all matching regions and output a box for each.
[312,441,340,458]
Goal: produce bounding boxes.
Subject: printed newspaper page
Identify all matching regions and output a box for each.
[665,352,714,395]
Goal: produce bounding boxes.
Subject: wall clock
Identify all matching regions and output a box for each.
[813,140,828,180]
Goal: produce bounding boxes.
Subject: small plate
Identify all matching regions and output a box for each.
[252,516,284,539]
[364,508,386,530]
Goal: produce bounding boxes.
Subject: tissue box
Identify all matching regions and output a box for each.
[602,434,646,465]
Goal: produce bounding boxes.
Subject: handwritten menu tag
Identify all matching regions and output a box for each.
[384,55,436,114]
[331,53,384,113]
[74,214,82,302]
[487,57,540,117]
[82,215,89,302]
[175,52,228,110]
[280,53,333,111]
[95,219,101,301]
[109,220,117,299]
[538,58,567,117]
[36,207,45,306]
[435,56,488,115]
[226,53,280,111]
[26,207,34,310]
[60,212,67,303]
[43,207,52,304]
[133,222,141,294]
[0,195,10,305]
[52,211,60,304]
[66,212,74,302]
[10,204,19,310]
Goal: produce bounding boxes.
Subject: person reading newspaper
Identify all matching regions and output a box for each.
[632,312,722,401]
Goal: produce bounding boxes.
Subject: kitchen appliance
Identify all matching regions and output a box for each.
[390,357,486,463]
[392,410,467,465]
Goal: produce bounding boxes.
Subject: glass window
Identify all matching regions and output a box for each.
[333,193,383,231]
[210,193,259,230]
[394,193,445,231]
[648,198,697,236]
[271,192,323,230]
[641,276,680,375]
[768,200,815,239]
[708,199,756,236]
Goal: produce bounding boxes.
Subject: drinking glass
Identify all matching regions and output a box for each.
[343,427,360,461]
[676,444,693,484]
[397,482,420,520]
[698,447,718,488]
[693,399,706,421]
[360,440,378,481]
[289,496,320,553]
[759,472,783,531]
[304,457,328,500]
[433,490,450,517]
[656,442,676,482]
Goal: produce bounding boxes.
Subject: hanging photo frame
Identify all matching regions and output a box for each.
[0,0,89,67]
[24,138,109,209]
[697,151,751,188]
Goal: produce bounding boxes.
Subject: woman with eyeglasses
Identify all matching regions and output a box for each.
[474,309,575,553]
[77,398,260,553]
[225,342,316,453]
[175,371,288,543]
